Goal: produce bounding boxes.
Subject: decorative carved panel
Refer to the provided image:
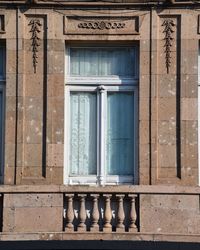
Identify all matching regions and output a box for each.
[28,19,42,73]
[162,19,175,74]
[64,16,139,35]
[157,15,181,181]
[21,15,47,181]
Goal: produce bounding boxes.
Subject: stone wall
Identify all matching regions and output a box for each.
[0,0,199,241]
[0,3,198,186]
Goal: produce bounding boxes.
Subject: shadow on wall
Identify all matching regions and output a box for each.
[0,241,200,250]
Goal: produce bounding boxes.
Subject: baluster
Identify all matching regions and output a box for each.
[116,194,125,232]
[103,194,112,232]
[90,194,99,232]
[65,194,74,232]
[128,194,138,232]
[77,194,87,232]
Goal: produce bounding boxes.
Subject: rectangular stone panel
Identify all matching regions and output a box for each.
[21,15,47,180]
[64,15,139,35]
[3,193,63,233]
[156,15,181,181]
[140,194,200,234]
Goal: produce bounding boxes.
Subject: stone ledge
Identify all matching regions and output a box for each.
[0,184,200,194]
[1,232,200,242]
[0,0,196,6]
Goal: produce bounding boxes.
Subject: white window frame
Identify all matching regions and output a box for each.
[64,45,139,185]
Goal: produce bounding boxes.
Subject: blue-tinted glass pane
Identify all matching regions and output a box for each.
[70,92,97,175]
[0,91,3,176]
[107,92,134,175]
[70,47,136,77]
[0,46,5,79]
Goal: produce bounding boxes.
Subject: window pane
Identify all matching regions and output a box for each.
[70,92,97,175]
[0,91,3,177]
[106,92,134,175]
[0,46,5,80]
[70,47,136,77]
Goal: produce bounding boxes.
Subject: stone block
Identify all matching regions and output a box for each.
[24,74,44,97]
[47,73,64,98]
[159,145,176,168]
[181,74,198,98]
[3,193,63,233]
[181,120,198,145]
[4,143,15,167]
[24,120,43,144]
[158,120,176,145]
[24,144,42,167]
[47,51,64,74]
[158,97,176,121]
[3,166,15,185]
[158,75,177,98]
[140,51,150,75]
[181,50,198,75]
[139,120,149,145]
[140,194,200,234]
[47,144,64,167]
[181,98,197,121]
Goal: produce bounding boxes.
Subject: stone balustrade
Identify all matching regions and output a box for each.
[64,192,138,233]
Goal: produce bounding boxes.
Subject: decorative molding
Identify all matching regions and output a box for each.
[0,15,5,34]
[28,19,42,73]
[78,21,125,30]
[64,16,139,35]
[162,19,175,74]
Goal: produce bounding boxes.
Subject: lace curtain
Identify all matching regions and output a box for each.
[70,92,97,175]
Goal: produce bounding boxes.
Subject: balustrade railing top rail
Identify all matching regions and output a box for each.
[64,192,138,233]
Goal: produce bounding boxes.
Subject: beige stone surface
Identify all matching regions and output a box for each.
[3,193,63,233]
[140,194,200,234]
[0,1,199,240]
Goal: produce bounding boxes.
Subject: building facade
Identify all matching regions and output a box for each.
[0,0,200,248]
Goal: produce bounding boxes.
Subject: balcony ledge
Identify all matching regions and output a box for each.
[0,232,200,242]
[0,184,200,194]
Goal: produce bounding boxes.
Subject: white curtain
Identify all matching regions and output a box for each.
[106,92,134,175]
[70,48,135,77]
[70,92,97,175]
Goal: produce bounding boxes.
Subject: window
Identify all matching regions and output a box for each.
[0,41,5,184]
[64,45,138,185]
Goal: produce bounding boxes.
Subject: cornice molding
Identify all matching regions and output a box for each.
[0,0,199,6]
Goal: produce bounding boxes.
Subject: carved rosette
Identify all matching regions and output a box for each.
[28,19,42,73]
[78,21,125,30]
[162,19,175,74]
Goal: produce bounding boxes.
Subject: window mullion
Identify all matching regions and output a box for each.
[98,85,106,186]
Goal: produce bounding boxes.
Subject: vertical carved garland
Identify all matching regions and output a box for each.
[28,19,42,73]
[162,19,175,74]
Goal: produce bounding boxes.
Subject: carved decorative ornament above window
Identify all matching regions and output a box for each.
[78,21,125,30]
[28,19,42,73]
[64,16,139,35]
[162,19,175,74]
